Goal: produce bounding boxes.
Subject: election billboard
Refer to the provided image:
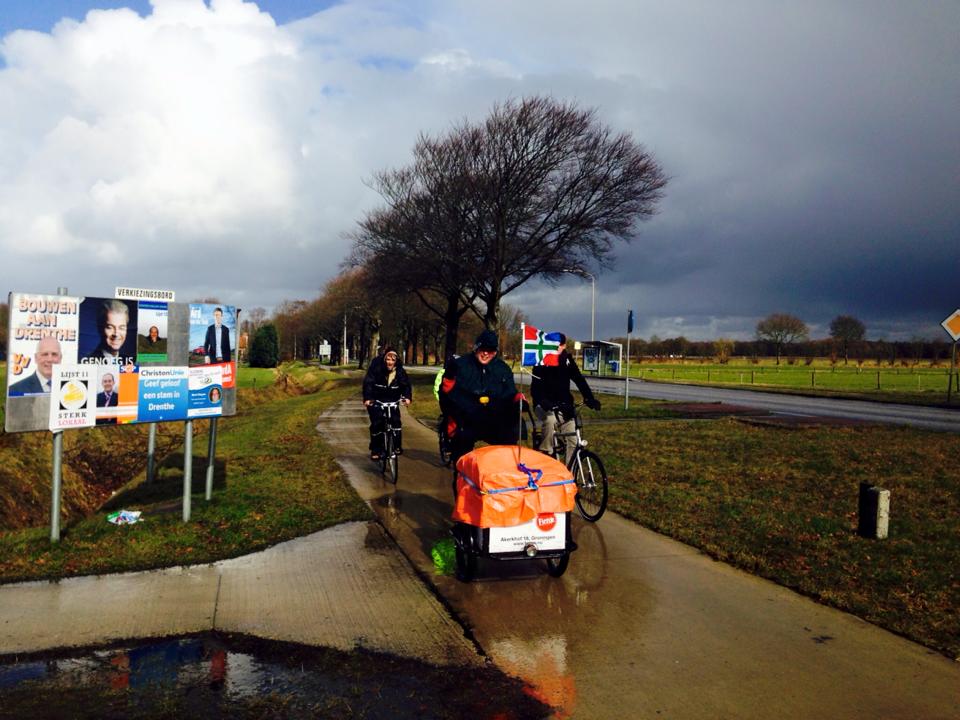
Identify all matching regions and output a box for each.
[5,292,236,433]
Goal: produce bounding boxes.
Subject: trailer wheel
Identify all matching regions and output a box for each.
[455,540,476,582]
[545,552,569,578]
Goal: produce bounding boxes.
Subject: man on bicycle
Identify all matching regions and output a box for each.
[440,330,527,464]
[362,347,412,461]
[531,333,601,462]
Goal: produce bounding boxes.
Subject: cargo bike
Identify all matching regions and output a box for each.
[450,445,578,582]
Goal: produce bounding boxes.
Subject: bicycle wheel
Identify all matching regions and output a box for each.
[378,431,389,475]
[384,430,398,484]
[439,433,453,467]
[545,553,569,577]
[571,449,608,522]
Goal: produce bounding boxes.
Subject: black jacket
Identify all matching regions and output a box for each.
[530,350,595,413]
[362,355,412,403]
[442,352,518,426]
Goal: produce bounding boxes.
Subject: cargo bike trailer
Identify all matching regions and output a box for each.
[450,445,579,583]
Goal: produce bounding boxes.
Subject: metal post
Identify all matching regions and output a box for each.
[50,432,63,543]
[205,417,218,500]
[49,286,69,543]
[949,341,957,404]
[590,274,596,342]
[625,331,631,410]
[183,420,193,522]
[146,423,157,483]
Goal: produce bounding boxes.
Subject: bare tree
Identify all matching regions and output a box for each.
[354,95,667,356]
[829,315,866,365]
[756,313,809,365]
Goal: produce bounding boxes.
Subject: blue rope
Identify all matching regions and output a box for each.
[458,464,574,496]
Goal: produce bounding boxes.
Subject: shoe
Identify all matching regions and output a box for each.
[395,448,403,455]
[370,453,380,461]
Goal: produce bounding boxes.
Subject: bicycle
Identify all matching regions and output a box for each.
[372,400,403,484]
[534,402,608,522]
[437,414,453,466]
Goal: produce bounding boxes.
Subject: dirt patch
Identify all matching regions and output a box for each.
[737,415,874,429]
[654,402,770,419]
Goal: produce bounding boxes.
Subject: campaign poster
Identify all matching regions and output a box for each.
[136,301,169,363]
[188,365,223,418]
[137,367,189,422]
[6,293,81,397]
[77,297,138,366]
[49,365,97,432]
[188,303,236,388]
[93,364,140,425]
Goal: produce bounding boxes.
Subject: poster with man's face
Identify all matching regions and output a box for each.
[78,298,138,366]
[188,303,236,388]
[5,293,81,397]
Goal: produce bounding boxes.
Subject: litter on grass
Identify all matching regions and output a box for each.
[107,510,142,525]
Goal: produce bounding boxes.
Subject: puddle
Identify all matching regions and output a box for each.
[0,632,551,719]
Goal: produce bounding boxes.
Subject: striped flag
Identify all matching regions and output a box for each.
[521,324,563,366]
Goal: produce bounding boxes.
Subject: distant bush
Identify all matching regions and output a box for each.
[249,324,280,368]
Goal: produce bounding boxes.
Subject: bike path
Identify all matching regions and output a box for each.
[0,521,480,667]
[319,398,960,719]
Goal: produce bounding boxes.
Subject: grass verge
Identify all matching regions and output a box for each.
[0,364,371,584]
[591,416,960,660]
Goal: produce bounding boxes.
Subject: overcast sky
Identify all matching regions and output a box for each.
[1,0,957,343]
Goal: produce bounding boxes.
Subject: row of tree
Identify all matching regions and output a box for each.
[606,313,953,366]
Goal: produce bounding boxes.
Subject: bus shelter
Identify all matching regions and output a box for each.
[578,340,623,376]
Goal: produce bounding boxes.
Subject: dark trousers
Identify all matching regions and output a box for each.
[368,404,402,454]
[449,414,520,465]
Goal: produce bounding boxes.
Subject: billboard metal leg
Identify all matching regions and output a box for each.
[146,423,157,483]
[205,417,218,500]
[183,420,193,522]
[51,431,63,543]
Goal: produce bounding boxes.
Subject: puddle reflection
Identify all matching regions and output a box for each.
[0,633,554,719]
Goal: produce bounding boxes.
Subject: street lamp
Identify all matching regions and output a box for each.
[563,269,596,341]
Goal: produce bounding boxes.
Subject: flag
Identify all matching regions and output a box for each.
[521,324,563,366]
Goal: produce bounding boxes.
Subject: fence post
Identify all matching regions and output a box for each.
[811,371,815,388]
[877,371,881,390]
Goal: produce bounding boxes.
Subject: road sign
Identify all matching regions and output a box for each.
[942,309,960,341]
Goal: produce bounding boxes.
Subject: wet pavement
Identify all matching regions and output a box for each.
[0,521,479,667]
[319,398,960,719]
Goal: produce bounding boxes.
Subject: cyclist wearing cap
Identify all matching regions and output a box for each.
[363,346,412,461]
[440,330,528,464]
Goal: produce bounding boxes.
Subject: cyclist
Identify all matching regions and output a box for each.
[441,330,528,464]
[363,347,412,461]
[531,333,601,462]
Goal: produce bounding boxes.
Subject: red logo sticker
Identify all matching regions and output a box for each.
[536,513,557,532]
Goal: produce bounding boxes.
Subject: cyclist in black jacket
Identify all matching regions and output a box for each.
[441,330,527,464]
[531,334,601,462]
[363,347,412,460]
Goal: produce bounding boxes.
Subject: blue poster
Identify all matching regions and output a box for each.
[188,366,223,418]
[137,367,189,422]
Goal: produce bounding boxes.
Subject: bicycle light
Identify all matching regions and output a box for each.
[524,543,538,557]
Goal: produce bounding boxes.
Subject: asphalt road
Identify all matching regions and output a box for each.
[539,374,960,432]
[318,397,960,720]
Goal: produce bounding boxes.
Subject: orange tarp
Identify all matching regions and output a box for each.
[452,445,577,528]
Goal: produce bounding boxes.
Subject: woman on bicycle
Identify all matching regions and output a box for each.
[363,347,412,461]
